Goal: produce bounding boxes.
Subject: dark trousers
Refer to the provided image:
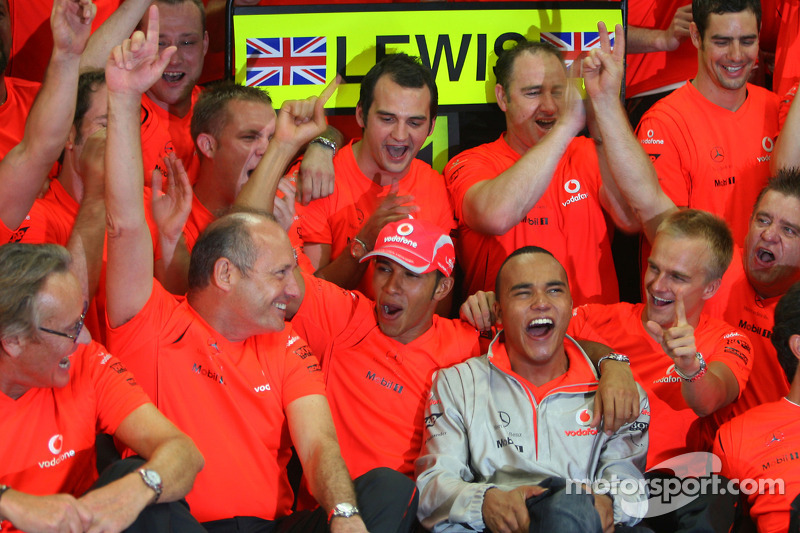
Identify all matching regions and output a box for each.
[91,456,206,533]
[203,467,418,533]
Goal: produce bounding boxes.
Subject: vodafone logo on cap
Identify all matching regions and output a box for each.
[575,409,592,426]
[397,222,414,236]
[48,434,63,455]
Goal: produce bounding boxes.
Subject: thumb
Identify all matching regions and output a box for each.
[522,485,548,499]
[590,393,604,429]
[645,320,665,344]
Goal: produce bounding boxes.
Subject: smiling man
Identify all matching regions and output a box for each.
[571,210,752,474]
[635,0,779,244]
[103,10,416,529]
[416,246,650,533]
[444,35,638,307]
[0,244,204,533]
[297,53,455,299]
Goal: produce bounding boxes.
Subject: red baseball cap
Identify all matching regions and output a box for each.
[361,219,455,276]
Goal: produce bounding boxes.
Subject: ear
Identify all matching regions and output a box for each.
[356,102,366,129]
[495,83,508,113]
[493,299,503,326]
[197,133,217,159]
[432,276,454,303]
[66,126,78,151]
[211,257,237,292]
[701,278,722,300]
[202,31,210,57]
[1,335,26,358]
[427,116,437,137]
[690,22,702,50]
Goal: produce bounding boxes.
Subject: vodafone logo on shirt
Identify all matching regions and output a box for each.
[39,434,76,469]
[562,179,588,207]
[564,409,598,436]
[653,364,681,384]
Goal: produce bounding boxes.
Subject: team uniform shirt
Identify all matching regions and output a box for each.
[779,81,797,129]
[0,77,40,160]
[6,0,120,82]
[183,192,216,252]
[625,0,696,98]
[0,341,149,533]
[571,302,753,468]
[636,82,779,243]
[0,180,162,343]
[140,88,201,188]
[714,398,800,533]
[291,274,482,479]
[415,334,650,530]
[704,245,789,424]
[106,280,325,523]
[773,0,800,101]
[296,140,455,298]
[445,134,618,306]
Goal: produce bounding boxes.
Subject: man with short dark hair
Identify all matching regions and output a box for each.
[0,243,204,533]
[417,247,650,532]
[635,0,778,243]
[297,53,455,298]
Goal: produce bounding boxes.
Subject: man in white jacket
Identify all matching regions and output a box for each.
[415,246,650,532]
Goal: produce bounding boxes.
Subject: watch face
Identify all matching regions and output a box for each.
[144,470,162,485]
[335,503,358,517]
[350,239,367,260]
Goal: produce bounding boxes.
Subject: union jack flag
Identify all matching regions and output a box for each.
[245,37,327,87]
[539,31,615,68]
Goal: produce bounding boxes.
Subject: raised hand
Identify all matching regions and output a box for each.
[646,292,700,374]
[583,22,625,103]
[51,0,97,57]
[356,179,419,248]
[275,76,340,151]
[105,5,176,96]
[152,153,193,242]
[664,4,693,52]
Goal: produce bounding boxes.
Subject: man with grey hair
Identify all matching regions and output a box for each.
[0,243,204,533]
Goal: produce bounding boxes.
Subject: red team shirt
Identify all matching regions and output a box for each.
[571,303,753,468]
[296,140,455,298]
[291,274,482,478]
[140,89,201,188]
[714,398,800,533]
[704,246,790,423]
[625,0,696,98]
[445,135,619,306]
[0,180,162,343]
[0,77,40,160]
[0,342,149,533]
[106,281,326,523]
[636,82,779,243]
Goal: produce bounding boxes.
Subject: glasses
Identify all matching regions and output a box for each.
[38,301,88,343]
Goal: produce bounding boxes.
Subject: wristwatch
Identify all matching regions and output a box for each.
[138,468,163,503]
[674,352,708,382]
[327,502,360,524]
[310,135,337,156]
[597,352,630,376]
[350,236,369,260]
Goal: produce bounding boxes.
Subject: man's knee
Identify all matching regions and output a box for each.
[531,488,602,533]
[354,468,417,533]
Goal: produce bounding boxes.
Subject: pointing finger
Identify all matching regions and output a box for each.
[319,74,342,106]
[675,290,688,327]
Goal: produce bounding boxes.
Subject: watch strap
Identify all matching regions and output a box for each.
[310,136,337,156]
[674,352,708,382]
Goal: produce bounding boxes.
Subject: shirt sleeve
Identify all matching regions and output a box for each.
[81,343,152,435]
[594,384,650,526]
[105,279,179,403]
[276,325,327,407]
[415,366,496,532]
[444,148,496,225]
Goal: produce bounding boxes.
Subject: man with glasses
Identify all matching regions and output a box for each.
[0,243,204,533]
